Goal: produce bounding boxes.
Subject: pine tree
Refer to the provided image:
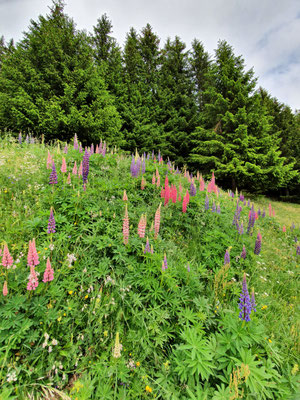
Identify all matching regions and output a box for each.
[0,1,121,144]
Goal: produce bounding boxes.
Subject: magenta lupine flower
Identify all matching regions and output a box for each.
[49,162,58,185]
[251,288,256,313]
[144,237,151,254]
[79,144,83,153]
[190,182,196,196]
[102,142,106,156]
[27,239,39,267]
[43,257,54,283]
[205,195,209,210]
[61,157,67,173]
[63,145,68,154]
[239,273,252,322]
[241,245,246,259]
[47,208,56,234]
[224,249,230,265]
[162,254,168,271]
[2,244,13,268]
[254,232,262,255]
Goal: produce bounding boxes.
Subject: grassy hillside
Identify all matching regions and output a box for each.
[0,135,299,399]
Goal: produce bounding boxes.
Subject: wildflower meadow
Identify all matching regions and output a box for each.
[0,134,299,399]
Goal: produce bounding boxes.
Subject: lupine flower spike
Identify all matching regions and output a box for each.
[2,244,13,268]
[241,245,246,259]
[49,162,58,185]
[254,232,262,255]
[154,203,161,239]
[239,273,252,322]
[78,161,83,177]
[144,237,151,254]
[3,281,8,296]
[72,161,77,175]
[138,214,147,238]
[123,205,129,245]
[47,151,52,169]
[61,157,67,173]
[123,190,128,201]
[162,253,168,271]
[224,249,230,265]
[43,258,54,283]
[67,172,71,184]
[113,332,122,358]
[47,207,56,234]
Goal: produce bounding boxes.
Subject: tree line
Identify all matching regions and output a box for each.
[0,1,299,197]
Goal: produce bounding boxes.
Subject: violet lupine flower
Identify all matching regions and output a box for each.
[18,132,22,145]
[258,208,261,216]
[247,205,256,235]
[82,149,90,186]
[296,246,300,256]
[295,236,298,243]
[190,182,196,196]
[291,223,295,231]
[224,249,230,265]
[217,204,221,214]
[186,263,190,272]
[251,288,256,312]
[144,238,151,254]
[254,232,262,255]
[74,134,78,150]
[205,195,209,210]
[239,273,252,322]
[47,208,56,234]
[212,201,216,212]
[239,194,244,201]
[142,159,146,174]
[241,245,246,259]
[25,134,29,144]
[239,222,244,235]
[49,162,58,185]
[262,209,266,218]
[63,145,68,154]
[247,200,250,207]
[162,254,168,271]
[79,145,83,153]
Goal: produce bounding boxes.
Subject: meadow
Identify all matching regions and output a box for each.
[0,134,299,399]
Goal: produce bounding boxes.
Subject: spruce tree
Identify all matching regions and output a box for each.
[0,1,121,144]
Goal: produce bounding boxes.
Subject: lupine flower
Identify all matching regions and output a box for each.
[269,203,272,217]
[90,143,94,154]
[102,142,106,156]
[162,253,168,271]
[78,161,83,177]
[3,281,8,296]
[190,182,196,196]
[82,149,90,186]
[156,175,160,187]
[217,204,221,214]
[224,249,230,265]
[254,232,262,255]
[72,161,77,175]
[161,188,165,198]
[282,226,286,232]
[2,244,13,268]
[79,145,83,153]
[47,208,56,234]
[239,222,244,235]
[49,162,58,185]
[123,205,129,245]
[295,236,298,243]
[74,134,78,150]
[27,239,39,267]
[138,214,147,238]
[67,172,71,184]
[205,195,209,210]
[262,209,266,218]
[154,204,161,239]
[199,178,205,191]
[251,288,256,312]
[241,245,246,259]
[61,157,67,173]
[239,193,244,201]
[171,185,177,203]
[113,332,122,358]
[186,263,190,272]
[212,201,216,212]
[296,246,300,256]
[247,205,256,234]
[164,186,170,206]
[25,134,29,144]
[18,132,22,145]
[43,258,54,283]
[144,237,151,254]
[123,190,128,201]
[27,265,39,291]
[47,151,52,169]
[182,195,188,213]
[63,145,68,154]
[291,223,295,231]
[141,176,146,190]
[258,208,261,216]
[165,175,169,188]
[239,273,252,322]
[152,174,156,185]
[142,159,146,174]
[247,200,250,207]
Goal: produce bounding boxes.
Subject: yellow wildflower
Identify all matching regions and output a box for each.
[85,295,88,299]
[145,386,152,393]
[268,339,272,343]
[136,361,140,367]
[261,305,268,310]
[103,331,108,337]
[69,290,73,295]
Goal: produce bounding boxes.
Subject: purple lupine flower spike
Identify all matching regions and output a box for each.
[18,132,22,145]
[47,208,56,234]
[262,209,266,218]
[144,238,151,254]
[239,222,244,235]
[254,232,262,255]
[212,201,216,212]
[25,134,29,144]
[224,249,230,265]
[190,182,196,196]
[205,195,209,210]
[82,149,90,189]
[296,246,300,256]
[142,159,146,174]
[251,288,256,312]
[239,273,252,322]
[187,263,190,272]
[162,254,168,271]
[64,144,68,154]
[295,236,298,243]
[49,162,58,185]
[217,204,221,214]
[241,245,246,259]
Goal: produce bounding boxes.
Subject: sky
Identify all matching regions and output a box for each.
[1,0,300,111]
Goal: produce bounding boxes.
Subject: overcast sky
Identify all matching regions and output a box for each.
[1,0,299,111]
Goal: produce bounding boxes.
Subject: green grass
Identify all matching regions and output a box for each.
[0,135,299,399]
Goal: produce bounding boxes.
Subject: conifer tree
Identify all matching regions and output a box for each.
[0,1,121,144]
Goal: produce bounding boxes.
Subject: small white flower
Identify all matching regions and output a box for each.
[48,346,53,353]
[49,244,55,251]
[51,339,58,346]
[44,333,49,340]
